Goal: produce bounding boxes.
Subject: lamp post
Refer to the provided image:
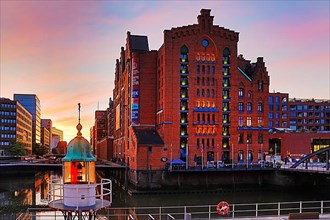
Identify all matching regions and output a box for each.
[246,140,249,169]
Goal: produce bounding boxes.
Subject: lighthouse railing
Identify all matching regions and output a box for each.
[47,178,112,210]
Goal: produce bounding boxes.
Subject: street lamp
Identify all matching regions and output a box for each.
[246,140,249,169]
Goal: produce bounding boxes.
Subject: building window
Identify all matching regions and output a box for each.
[238,88,244,98]
[202,65,205,74]
[247,117,252,126]
[258,102,263,113]
[248,91,252,99]
[247,102,252,113]
[238,102,244,112]
[238,133,244,144]
[238,150,244,162]
[197,65,200,74]
[258,132,263,144]
[197,77,200,85]
[207,66,210,74]
[197,113,200,122]
[239,117,243,127]
[258,117,263,127]
[212,66,215,75]
[197,89,200,97]
[247,133,252,144]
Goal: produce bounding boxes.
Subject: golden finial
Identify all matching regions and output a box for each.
[77,103,82,136]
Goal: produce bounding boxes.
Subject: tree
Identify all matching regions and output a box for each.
[33,144,49,156]
[8,141,27,156]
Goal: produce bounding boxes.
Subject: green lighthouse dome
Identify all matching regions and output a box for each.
[62,123,96,162]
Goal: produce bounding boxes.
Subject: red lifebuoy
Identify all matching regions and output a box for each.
[216,201,230,215]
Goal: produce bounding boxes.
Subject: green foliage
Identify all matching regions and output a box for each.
[33,144,49,156]
[8,141,27,156]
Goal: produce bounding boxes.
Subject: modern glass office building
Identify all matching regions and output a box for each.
[14,94,41,150]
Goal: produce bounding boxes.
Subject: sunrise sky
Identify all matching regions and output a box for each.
[0,1,329,142]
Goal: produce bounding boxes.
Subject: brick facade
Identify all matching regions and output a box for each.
[113,9,272,177]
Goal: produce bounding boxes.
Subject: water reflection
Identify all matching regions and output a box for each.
[1,171,330,217]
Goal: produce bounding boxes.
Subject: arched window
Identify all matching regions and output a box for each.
[238,88,244,98]
[180,45,189,54]
[258,102,263,113]
[247,102,252,113]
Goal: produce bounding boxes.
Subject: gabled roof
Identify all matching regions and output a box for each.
[129,35,149,51]
[133,128,164,146]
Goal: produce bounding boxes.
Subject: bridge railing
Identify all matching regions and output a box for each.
[22,200,330,219]
[281,162,330,173]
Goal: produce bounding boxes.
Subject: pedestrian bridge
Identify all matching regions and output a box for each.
[281,146,330,174]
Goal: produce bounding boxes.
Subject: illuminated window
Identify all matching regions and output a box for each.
[211,54,215,61]
[258,117,263,127]
[239,117,243,126]
[238,88,244,98]
[196,53,200,61]
[247,117,252,126]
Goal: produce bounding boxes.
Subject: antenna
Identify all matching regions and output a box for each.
[78,103,81,123]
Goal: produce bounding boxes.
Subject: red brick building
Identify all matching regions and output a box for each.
[113,9,272,187]
[269,130,330,160]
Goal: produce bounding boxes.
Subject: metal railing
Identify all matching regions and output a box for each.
[20,200,330,219]
[47,178,112,210]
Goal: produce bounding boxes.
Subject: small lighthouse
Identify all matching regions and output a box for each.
[48,104,111,219]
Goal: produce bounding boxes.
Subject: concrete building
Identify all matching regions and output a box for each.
[268,93,330,132]
[41,119,52,149]
[14,94,41,150]
[94,111,107,158]
[0,98,32,155]
[52,127,63,148]
[112,9,271,187]
[288,98,330,131]
[268,92,289,129]
[41,127,50,147]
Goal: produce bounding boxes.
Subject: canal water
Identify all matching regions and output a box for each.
[1,171,330,214]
